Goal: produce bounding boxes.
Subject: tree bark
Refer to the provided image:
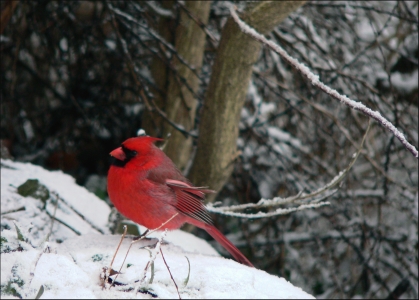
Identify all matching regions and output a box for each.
[162,1,211,169]
[142,1,211,170]
[189,1,307,198]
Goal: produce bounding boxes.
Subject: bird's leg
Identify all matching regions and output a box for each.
[133,229,149,241]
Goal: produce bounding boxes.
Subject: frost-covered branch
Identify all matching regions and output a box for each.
[230,6,418,159]
[207,121,370,218]
[143,1,173,18]
[208,201,330,219]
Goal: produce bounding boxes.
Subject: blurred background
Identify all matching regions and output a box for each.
[1,1,418,298]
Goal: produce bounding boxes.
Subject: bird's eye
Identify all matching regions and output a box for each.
[123,148,137,159]
[120,146,137,158]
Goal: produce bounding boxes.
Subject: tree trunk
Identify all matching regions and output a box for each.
[162,1,211,170]
[142,1,211,170]
[189,1,307,199]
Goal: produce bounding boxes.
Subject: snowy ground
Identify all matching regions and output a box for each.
[1,159,314,299]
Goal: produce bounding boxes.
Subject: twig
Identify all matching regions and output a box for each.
[139,213,179,240]
[209,201,331,219]
[47,193,59,241]
[52,191,105,234]
[107,225,128,289]
[306,3,417,23]
[177,1,217,44]
[109,213,179,289]
[230,6,418,159]
[109,4,203,88]
[125,7,196,72]
[45,210,81,236]
[133,230,167,294]
[144,1,173,18]
[208,121,370,217]
[107,3,198,139]
[386,278,411,299]
[161,247,181,299]
[149,99,197,138]
[1,206,25,215]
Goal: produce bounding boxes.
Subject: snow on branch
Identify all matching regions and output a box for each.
[208,200,330,219]
[207,122,371,219]
[144,1,174,18]
[230,6,418,159]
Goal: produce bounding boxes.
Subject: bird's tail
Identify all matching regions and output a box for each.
[202,224,254,268]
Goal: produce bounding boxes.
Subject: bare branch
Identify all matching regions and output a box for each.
[208,121,371,218]
[230,6,418,159]
[160,248,181,299]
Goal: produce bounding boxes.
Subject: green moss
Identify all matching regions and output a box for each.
[0,265,25,298]
[92,254,103,262]
[17,179,50,202]
[0,236,7,247]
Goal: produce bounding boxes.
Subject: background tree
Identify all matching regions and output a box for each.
[1,1,417,298]
[189,1,307,197]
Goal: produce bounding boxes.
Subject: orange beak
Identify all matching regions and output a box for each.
[110,147,126,161]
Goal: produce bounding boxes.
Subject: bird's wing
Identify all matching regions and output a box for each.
[165,179,215,225]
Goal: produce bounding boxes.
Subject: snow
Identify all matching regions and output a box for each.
[1,159,111,240]
[105,39,116,50]
[1,159,314,299]
[230,5,419,159]
[391,70,418,94]
[144,1,173,18]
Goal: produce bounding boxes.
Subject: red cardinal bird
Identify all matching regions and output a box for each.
[107,136,254,267]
